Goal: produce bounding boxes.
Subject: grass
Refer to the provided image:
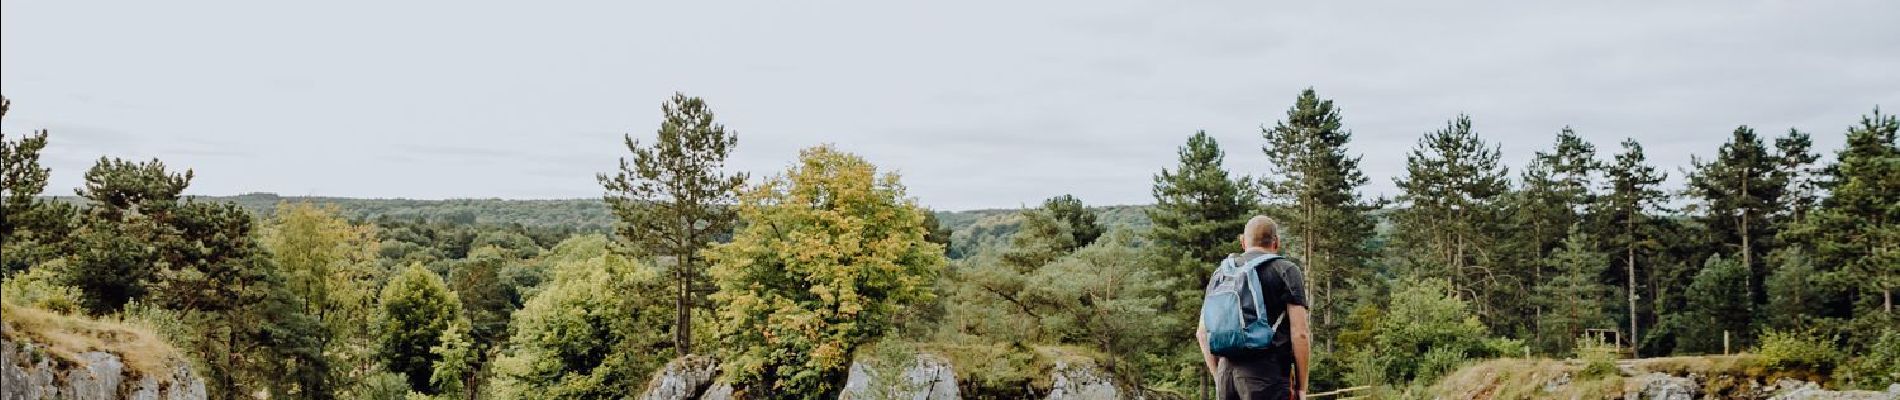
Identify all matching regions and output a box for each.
[1421,353,1847,400]
[0,301,183,382]
[1426,358,1631,400]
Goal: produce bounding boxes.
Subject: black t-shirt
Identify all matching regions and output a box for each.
[1226,250,1307,362]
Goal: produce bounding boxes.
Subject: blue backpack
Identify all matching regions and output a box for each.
[1201,254,1287,356]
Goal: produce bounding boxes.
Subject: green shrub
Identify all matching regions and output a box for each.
[349,369,415,400]
[1839,329,1900,389]
[0,263,82,314]
[1414,346,1468,384]
[1755,329,1843,372]
[1370,278,1496,385]
[1483,337,1530,359]
[1576,341,1620,379]
[1343,351,1388,389]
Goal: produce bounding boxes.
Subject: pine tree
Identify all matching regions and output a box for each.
[596,92,748,356]
[1141,131,1258,397]
[144,200,334,400]
[1796,109,1899,315]
[1532,227,1615,353]
[1686,126,1804,312]
[1041,194,1104,249]
[0,96,76,275]
[1775,129,1822,224]
[64,157,192,313]
[1259,89,1382,328]
[1594,139,1667,357]
[1000,209,1077,272]
[1504,127,1599,340]
[1147,131,1258,293]
[1668,254,1753,354]
[1390,115,1510,325]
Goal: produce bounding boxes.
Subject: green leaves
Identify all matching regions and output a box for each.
[376,264,465,394]
[1366,278,1495,385]
[488,234,670,400]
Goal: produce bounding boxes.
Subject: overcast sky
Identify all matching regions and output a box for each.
[4,1,1897,211]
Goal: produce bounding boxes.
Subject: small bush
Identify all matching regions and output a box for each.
[1575,341,1620,379]
[0,263,82,314]
[347,369,414,400]
[1755,329,1843,372]
[1483,337,1530,359]
[1343,351,1388,389]
[1414,346,1468,384]
[1839,329,1900,389]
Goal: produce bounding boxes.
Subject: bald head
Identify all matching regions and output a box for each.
[1239,215,1280,251]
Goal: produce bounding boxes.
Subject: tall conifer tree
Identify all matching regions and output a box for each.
[1595,139,1667,356]
[1147,131,1258,289]
[1686,126,1796,310]
[1391,115,1511,326]
[1259,89,1380,328]
[597,93,748,356]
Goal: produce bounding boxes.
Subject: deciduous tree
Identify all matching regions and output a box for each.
[705,146,945,398]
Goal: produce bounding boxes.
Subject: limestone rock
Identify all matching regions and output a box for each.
[839,353,958,400]
[1632,372,1700,400]
[1046,358,1130,400]
[1767,379,1900,400]
[700,381,736,400]
[640,355,720,400]
[2,339,205,400]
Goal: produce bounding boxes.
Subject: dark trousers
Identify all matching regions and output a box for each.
[1215,356,1293,400]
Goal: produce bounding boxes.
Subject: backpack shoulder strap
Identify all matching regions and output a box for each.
[1242,255,1292,330]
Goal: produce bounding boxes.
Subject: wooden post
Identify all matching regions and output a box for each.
[1723,331,1731,355]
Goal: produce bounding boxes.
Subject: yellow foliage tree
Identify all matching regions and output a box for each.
[705,145,946,398]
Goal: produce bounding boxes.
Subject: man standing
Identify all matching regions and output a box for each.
[1197,216,1312,400]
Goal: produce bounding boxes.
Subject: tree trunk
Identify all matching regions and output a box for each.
[1627,227,1640,358]
[676,256,693,356]
[1740,171,1754,305]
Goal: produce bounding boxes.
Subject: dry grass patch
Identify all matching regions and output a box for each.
[1,302,182,381]
[1428,358,1631,400]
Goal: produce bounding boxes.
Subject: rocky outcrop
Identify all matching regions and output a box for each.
[1634,372,1701,400]
[839,353,958,400]
[1,339,206,400]
[647,351,1167,400]
[1046,358,1133,400]
[1622,373,1900,400]
[1762,379,1900,400]
[640,355,721,400]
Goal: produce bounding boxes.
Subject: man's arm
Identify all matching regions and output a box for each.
[1196,320,1217,376]
[1288,304,1311,396]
